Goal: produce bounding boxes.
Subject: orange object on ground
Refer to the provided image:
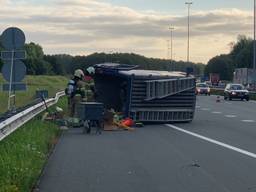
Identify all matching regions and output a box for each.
[121,118,134,127]
[112,121,135,131]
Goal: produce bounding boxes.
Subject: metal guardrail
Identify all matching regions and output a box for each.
[0,91,65,142]
[0,98,42,123]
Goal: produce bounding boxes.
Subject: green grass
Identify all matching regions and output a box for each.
[0,98,67,192]
[0,75,68,114]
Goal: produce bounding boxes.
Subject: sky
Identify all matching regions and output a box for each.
[0,0,254,63]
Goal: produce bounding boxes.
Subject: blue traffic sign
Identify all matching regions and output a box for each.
[1,27,26,50]
[1,50,26,60]
[2,60,26,82]
[2,83,27,91]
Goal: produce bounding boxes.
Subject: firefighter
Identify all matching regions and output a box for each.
[84,66,97,101]
[66,69,86,117]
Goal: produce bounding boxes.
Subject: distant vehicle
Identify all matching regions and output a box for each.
[205,81,212,86]
[196,83,210,95]
[210,73,220,86]
[218,81,226,88]
[224,83,249,101]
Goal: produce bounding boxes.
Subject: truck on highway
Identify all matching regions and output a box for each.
[210,73,220,86]
[233,68,256,90]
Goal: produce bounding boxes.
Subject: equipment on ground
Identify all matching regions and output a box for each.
[76,102,104,134]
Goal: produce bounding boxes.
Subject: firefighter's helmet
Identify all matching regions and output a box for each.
[86,67,95,75]
[74,69,85,79]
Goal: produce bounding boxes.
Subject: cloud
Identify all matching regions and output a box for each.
[0,0,253,63]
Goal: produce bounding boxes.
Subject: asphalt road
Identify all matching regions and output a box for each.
[38,95,256,192]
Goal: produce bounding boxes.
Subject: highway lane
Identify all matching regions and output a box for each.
[191,95,256,153]
[38,96,256,192]
[197,95,256,121]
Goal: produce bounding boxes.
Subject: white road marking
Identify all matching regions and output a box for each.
[196,106,201,109]
[166,124,256,159]
[201,108,210,111]
[225,115,237,118]
[241,120,255,123]
[212,111,222,114]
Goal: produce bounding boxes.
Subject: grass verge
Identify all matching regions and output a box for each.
[0,75,68,114]
[0,98,67,192]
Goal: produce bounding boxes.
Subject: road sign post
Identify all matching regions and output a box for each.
[1,27,27,111]
[7,50,15,110]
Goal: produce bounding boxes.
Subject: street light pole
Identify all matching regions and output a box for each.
[254,0,256,70]
[169,27,175,63]
[185,2,193,64]
[169,27,175,71]
[166,40,170,60]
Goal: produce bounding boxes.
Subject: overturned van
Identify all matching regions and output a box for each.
[93,63,196,123]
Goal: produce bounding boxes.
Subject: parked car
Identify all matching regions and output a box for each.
[224,83,249,101]
[196,83,210,95]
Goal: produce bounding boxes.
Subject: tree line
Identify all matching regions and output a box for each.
[1,35,254,81]
[205,35,254,81]
[0,42,205,76]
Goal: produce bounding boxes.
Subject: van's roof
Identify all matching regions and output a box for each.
[94,63,187,78]
[119,70,186,77]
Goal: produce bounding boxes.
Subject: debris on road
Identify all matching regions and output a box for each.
[103,109,135,131]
